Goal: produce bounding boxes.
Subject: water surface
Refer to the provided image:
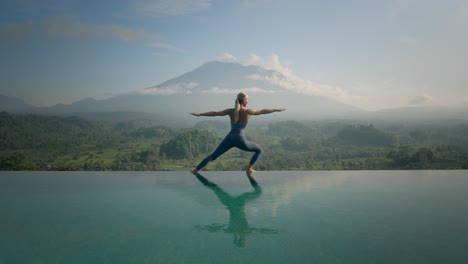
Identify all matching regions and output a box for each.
[1,171,467,263]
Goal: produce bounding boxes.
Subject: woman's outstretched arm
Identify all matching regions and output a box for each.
[190,108,232,117]
[247,108,286,116]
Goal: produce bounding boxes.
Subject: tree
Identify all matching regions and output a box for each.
[412,147,434,164]
[409,129,428,142]
[335,124,397,146]
[159,130,218,159]
[387,146,414,167]
[0,153,34,170]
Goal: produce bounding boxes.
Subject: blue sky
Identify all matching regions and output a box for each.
[1,0,467,110]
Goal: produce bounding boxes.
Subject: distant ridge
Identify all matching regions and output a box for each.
[0,94,34,112]
[374,105,468,120]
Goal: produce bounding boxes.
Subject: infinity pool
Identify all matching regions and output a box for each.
[1,171,467,263]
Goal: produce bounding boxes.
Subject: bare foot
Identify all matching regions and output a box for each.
[246,168,256,176]
[245,169,258,186]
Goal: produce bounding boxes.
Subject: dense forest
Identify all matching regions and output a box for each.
[1,111,468,171]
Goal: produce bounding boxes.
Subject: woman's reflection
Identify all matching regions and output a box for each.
[193,173,279,247]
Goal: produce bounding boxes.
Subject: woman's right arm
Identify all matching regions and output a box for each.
[190,108,232,117]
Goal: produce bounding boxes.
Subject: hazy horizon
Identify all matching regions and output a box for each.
[1,0,467,111]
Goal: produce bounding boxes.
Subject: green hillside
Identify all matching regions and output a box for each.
[1,112,468,171]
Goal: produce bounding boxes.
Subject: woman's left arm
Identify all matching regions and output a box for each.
[247,108,286,116]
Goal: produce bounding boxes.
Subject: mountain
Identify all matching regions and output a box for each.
[0,94,34,112]
[150,61,285,94]
[7,61,466,123]
[9,61,366,123]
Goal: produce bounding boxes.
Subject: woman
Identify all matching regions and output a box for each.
[190,92,286,175]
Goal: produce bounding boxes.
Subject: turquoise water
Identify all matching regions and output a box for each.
[1,171,467,263]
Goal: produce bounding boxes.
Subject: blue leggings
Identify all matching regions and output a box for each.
[196,128,263,170]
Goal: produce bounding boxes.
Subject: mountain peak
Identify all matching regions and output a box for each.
[141,60,286,96]
[75,97,97,103]
[200,60,242,68]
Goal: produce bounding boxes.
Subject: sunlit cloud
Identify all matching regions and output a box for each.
[134,0,211,17]
[138,82,199,95]
[201,87,280,94]
[220,53,239,63]
[220,53,365,105]
[244,54,261,65]
[245,74,262,80]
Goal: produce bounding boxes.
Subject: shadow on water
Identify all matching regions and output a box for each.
[193,173,279,248]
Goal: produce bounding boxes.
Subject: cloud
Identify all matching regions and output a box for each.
[409,94,433,105]
[138,82,199,95]
[0,21,35,40]
[145,41,185,53]
[139,83,278,96]
[135,0,211,17]
[41,16,147,41]
[219,53,239,63]
[201,86,280,94]
[142,52,366,105]
[245,74,262,80]
[222,53,364,104]
[0,16,148,41]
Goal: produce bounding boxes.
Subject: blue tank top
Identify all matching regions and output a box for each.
[231,123,247,129]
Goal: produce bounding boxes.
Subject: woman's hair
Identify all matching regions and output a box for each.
[234,92,248,123]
